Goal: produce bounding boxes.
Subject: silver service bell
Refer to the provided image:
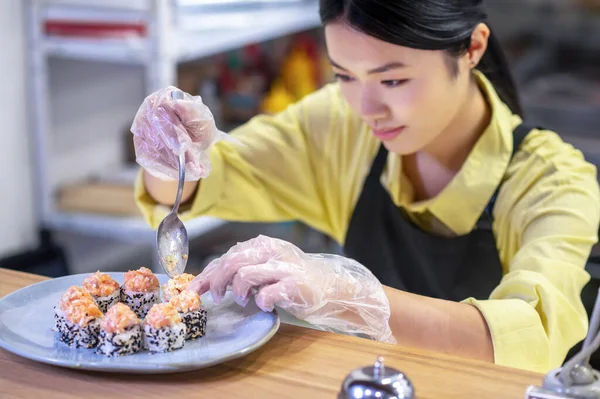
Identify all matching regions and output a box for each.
[338,356,415,399]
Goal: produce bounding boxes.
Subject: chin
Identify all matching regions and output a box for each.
[382,138,422,156]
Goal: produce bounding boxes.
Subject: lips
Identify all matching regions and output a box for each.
[372,126,406,141]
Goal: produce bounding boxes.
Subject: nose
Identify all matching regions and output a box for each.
[360,88,388,122]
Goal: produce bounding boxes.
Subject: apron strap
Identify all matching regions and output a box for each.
[484,123,540,215]
[370,142,389,180]
[511,123,536,157]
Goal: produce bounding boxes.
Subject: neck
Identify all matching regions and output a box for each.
[423,76,491,171]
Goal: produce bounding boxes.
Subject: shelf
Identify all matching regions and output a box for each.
[53,167,228,243]
[175,5,321,63]
[41,0,310,10]
[47,211,227,243]
[43,36,148,64]
[41,1,321,64]
[40,0,149,11]
[27,0,321,244]
[42,36,144,63]
[177,0,311,6]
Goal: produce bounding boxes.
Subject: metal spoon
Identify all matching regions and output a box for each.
[156,90,189,278]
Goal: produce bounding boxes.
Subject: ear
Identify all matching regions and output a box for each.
[467,23,490,69]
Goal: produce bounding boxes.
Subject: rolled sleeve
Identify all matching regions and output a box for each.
[464,133,600,373]
[465,297,549,372]
[465,270,588,373]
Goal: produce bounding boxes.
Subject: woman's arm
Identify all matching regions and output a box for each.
[143,170,199,206]
[380,131,599,373]
[384,286,494,361]
[134,84,345,232]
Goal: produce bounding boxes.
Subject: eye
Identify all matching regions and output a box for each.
[381,79,409,88]
[334,73,354,83]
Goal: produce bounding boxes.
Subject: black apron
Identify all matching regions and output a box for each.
[343,124,532,301]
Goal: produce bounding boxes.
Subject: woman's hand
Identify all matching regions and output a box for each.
[131,85,227,181]
[188,235,395,343]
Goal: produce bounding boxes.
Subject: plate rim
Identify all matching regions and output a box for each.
[0,272,281,374]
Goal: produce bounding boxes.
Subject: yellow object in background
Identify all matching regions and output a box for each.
[260,78,296,114]
[281,47,318,100]
[261,40,321,114]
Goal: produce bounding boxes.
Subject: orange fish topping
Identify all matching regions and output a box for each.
[162,273,195,302]
[145,303,181,329]
[65,298,103,326]
[101,303,140,334]
[123,267,159,292]
[169,290,201,314]
[83,271,120,297]
[58,286,94,311]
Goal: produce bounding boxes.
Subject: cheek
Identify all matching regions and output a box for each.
[339,84,362,113]
[394,79,457,125]
[431,80,465,124]
[384,82,427,120]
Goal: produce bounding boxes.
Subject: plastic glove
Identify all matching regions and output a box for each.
[188,235,396,343]
[131,85,233,181]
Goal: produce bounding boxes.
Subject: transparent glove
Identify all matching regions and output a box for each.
[188,235,396,343]
[131,85,233,181]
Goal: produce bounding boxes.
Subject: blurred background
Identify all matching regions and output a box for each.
[0,0,599,283]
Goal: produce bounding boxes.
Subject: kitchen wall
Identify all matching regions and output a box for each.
[0,1,36,256]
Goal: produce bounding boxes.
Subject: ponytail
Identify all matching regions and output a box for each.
[477,31,524,117]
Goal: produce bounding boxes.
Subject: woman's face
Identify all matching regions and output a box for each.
[324,22,473,155]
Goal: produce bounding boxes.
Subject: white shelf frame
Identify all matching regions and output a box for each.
[25,0,321,269]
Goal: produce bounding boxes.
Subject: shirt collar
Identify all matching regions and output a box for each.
[402,71,521,235]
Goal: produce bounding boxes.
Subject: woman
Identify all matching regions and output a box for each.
[132,0,600,373]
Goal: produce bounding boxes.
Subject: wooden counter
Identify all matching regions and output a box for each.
[0,268,543,398]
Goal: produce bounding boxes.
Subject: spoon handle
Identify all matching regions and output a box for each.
[171,90,186,214]
[172,152,186,213]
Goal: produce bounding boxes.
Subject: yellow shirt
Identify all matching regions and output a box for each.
[135,71,600,373]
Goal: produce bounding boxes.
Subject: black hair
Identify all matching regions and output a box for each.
[319,0,523,116]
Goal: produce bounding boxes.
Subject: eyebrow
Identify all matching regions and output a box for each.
[329,59,407,74]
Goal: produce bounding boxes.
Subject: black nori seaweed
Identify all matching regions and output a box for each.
[96,325,143,357]
[181,308,207,340]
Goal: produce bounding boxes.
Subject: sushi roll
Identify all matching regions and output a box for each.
[169,289,207,340]
[143,303,187,353]
[120,267,160,319]
[57,295,103,348]
[54,285,95,334]
[161,273,195,302]
[82,271,120,313]
[97,303,143,357]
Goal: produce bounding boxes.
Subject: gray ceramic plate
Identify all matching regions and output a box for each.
[0,272,280,374]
